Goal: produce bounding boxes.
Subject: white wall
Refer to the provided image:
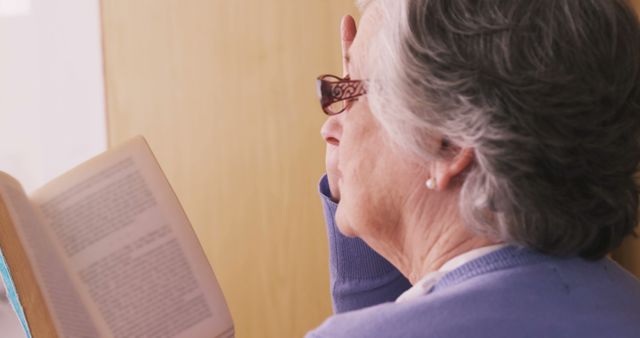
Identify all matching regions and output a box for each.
[0,0,106,193]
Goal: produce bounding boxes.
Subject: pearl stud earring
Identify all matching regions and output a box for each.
[425,178,437,190]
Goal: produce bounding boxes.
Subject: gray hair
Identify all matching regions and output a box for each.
[367,0,640,259]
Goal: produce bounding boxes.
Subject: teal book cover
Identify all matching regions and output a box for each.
[0,247,31,338]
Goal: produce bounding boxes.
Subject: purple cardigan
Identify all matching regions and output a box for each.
[306,175,640,338]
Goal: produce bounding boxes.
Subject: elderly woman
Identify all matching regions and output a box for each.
[308,0,640,337]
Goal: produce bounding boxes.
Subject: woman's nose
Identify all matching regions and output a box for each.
[320,115,342,146]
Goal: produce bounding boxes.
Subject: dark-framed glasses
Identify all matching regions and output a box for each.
[316,74,368,115]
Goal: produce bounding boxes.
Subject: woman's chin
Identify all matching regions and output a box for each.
[335,207,358,237]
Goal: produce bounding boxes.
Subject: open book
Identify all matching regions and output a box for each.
[0,136,234,338]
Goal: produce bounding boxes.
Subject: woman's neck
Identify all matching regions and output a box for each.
[386,187,499,285]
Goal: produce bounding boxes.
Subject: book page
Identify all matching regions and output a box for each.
[0,172,99,337]
[30,136,234,338]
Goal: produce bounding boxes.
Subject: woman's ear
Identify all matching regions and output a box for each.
[432,148,474,190]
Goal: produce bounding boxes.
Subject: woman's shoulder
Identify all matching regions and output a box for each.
[426,245,639,293]
[431,247,640,318]
[306,248,640,338]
